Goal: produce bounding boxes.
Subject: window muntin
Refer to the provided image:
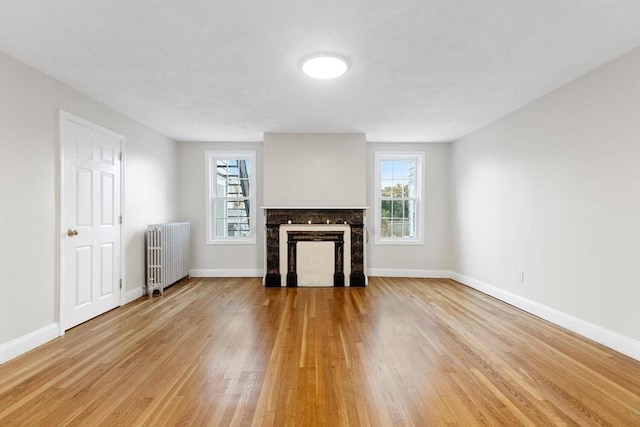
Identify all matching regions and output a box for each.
[206,151,256,244]
[375,152,423,244]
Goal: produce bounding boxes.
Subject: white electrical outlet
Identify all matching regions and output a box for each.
[517,270,524,283]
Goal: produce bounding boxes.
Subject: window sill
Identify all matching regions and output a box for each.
[374,238,424,246]
[207,238,256,245]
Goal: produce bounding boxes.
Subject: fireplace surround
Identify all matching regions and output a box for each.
[264,208,366,287]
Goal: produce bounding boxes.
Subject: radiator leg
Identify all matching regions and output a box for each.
[147,279,161,298]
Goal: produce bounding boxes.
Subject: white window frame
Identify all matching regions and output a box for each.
[205,151,256,245]
[374,151,424,245]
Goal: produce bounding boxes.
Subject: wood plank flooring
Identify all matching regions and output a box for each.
[1,277,638,426]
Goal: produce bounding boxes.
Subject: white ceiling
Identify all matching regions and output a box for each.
[1,1,638,142]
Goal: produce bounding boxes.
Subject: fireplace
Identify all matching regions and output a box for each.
[264,208,366,287]
[285,229,346,287]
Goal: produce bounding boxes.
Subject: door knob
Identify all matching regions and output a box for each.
[67,229,79,237]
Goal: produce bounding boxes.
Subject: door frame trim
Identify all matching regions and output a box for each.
[58,110,126,336]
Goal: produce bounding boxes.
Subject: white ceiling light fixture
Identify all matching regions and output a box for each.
[301,53,350,79]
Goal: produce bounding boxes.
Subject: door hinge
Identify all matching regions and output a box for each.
[118,152,123,161]
[119,279,123,289]
[119,216,123,224]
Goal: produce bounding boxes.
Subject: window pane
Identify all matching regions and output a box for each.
[216,178,226,196]
[236,199,247,211]
[241,160,251,176]
[396,183,406,199]
[381,200,392,219]
[214,199,225,217]
[390,220,398,237]
[381,180,392,197]
[215,218,226,237]
[393,200,400,218]
[227,221,239,237]
[227,218,250,237]
[380,218,391,238]
[406,160,416,180]
[392,200,406,219]
[239,178,250,197]
[405,221,410,237]
[392,220,404,237]
[406,218,415,237]
[381,160,393,181]
[407,181,416,198]
[407,199,415,220]
[392,160,408,180]
[401,182,409,198]
[390,181,401,196]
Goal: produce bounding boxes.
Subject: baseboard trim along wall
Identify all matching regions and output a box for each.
[190,269,264,278]
[122,285,145,305]
[449,272,640,362]
[366,268,452,278]
[0,323,59,364]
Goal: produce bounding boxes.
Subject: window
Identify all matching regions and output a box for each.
[374,152,424,244]
[206,151,256,244]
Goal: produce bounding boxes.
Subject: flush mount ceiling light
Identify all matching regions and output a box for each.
[301,53,350,79]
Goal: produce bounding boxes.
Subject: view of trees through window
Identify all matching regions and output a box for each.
[380,158,416,239]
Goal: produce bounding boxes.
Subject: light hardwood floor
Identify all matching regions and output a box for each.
[1,277,638,426]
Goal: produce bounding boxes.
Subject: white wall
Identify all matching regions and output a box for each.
[177,142,264,277]
[263,133,366,207]
[178,139,452,278]
[366,143,451,276]
[0,52,178,362]
[451,49,640,354]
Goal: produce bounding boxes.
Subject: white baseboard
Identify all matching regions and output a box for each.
[0,323,59,364]
[367,268,453,278]
[190,268,264,278]
[122,285,144,305]
[450,272,640,361]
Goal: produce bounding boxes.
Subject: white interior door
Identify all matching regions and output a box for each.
[61,111,123,330]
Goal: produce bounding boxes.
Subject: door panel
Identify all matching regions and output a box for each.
[61,112,122,330]
[100,243,114,297]
[76,168,93,226]
[74,245,93,306]
[100,173,115,225]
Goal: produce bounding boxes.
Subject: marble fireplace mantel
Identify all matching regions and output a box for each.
[263,207,367,287]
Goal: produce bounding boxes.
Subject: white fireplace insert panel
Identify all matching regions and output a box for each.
[279,224,351,287]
